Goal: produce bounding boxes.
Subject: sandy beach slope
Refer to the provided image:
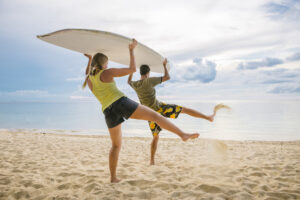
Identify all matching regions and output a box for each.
[0,130,299,200]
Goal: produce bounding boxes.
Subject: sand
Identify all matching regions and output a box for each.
[0,130,299,200]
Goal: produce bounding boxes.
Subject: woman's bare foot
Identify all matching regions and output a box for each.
[111,177,121,183]
[181,133,199,141]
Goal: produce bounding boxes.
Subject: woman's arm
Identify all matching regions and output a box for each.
[162,58,170,82]
[82,54,93,90]
[103,39,137,81]
[84,54,92,75]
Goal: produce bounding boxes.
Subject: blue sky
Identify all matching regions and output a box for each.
[0,0,300,102]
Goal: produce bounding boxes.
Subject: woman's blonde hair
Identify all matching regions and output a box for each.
[82,53,108,89]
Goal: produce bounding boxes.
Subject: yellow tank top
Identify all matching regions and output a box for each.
[89,70,125,111]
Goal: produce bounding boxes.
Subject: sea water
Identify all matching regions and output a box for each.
[0,100,299,141]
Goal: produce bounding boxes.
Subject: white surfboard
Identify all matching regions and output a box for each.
[37,29,169,73]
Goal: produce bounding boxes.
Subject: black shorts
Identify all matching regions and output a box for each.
[103,96,139,128]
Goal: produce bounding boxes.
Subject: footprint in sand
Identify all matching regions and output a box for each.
[20,180,33,187]
[0,177,11,185]
[249,172,267,177]
[72,184,82,189]
[122,163,131,167]
[0,192,8,199]
[57,183,71,190]
[243,182,257,190]
[226,189,239,195]
[30,195,48,200]
[84,183,100,192]
[57,172,71,177]
[152,169,164,176]
[13,190,30,199]
[266,192,294,199]
[171,191,198,199]
[126,179,155,187]
[195,184,223,193]
[32,184,44,189]
[260,185,271,191]
[154,182,179,190]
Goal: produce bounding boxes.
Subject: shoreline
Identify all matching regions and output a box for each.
[1,128,299,142]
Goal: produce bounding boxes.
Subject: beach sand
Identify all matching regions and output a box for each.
[0,130,299,200]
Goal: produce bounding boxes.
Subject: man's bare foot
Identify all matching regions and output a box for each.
[207,114,215,122]
[181,133,199,141]
[111,177,121,183]
[150,160,155,165]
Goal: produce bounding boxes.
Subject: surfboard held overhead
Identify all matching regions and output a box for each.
[37,29,170,73]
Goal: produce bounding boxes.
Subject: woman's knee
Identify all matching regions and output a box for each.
[150,112,160,123]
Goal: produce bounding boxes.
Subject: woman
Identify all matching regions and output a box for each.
[83,39,199,183]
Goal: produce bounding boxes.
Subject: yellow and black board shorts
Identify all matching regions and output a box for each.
[148,102,182,136]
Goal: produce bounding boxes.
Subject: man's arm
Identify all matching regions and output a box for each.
[162,58,170,82]
[127,73,133,84]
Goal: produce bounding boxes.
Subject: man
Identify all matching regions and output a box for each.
[128,59,217,165]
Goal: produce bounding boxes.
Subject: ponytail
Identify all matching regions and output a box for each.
[82,53,108,89]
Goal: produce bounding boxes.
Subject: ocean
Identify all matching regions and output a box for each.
[0,100,299,141]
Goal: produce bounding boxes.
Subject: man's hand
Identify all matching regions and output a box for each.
[162,58,170,82]
[129,39,138,50]
[163,58,168,66]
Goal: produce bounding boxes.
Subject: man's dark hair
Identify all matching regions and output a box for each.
[140,64,150,75]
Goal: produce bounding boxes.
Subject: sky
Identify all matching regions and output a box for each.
[0,0,300,103]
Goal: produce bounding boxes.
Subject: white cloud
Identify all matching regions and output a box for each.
[1,0,300,101]
[0,90,50,97]
[171,58,217,83]
[69,96,93,101]
[269,85,300,94]
[237,57,283,70]
[1,0,299,63]
[286,52,300,61]
[0,90,56,102]
[66,77,84,82]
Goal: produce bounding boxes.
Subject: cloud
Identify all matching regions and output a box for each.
[252,68,300,86]
[1,0,300,102]
[286,52,300,61]
[265,2,290,15]
[264,0,300,21]
[269,85,300,93]
[261,80,291,84]
[172,58,217,83]
[0,90,56,102]
[0,90,50,97]
[70,96,93,101]
[0,0,297,60]
[237,57,283,70]
[66,77,84,82]
[262,68,300,78]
